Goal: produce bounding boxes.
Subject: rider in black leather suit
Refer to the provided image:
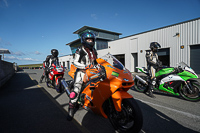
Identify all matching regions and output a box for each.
[40,49,59,83]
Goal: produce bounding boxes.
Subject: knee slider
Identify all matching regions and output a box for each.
[69,91,77,100]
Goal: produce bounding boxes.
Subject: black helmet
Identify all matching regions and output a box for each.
[150,42,161,52]
[81,32,96,49]
[51,49,58,57]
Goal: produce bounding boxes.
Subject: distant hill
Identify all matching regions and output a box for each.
[19,63,43,68]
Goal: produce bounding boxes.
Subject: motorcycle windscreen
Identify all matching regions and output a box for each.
[99,53,125,70]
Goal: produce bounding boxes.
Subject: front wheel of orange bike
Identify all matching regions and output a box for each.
[108,98,143,133]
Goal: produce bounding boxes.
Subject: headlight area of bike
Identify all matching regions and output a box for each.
[54,67,64,72]
[121,82,134,91]
[110,71,134,92]
[112,81,134,93]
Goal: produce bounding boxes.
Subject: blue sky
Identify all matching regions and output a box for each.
[0,0,200,65]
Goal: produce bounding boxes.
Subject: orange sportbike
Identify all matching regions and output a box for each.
[61,54,143,133]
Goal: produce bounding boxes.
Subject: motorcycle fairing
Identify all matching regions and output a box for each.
[177,70,198,81]
[155,68,174,77]
[136,67,148,74]
[81,81,109,118]
[68,64,77,79]
[111,90,133,112]
[158,72,198,95]
[159,70,198,85]
[82,83,133,118]
[55,76,63,85]
[49,72,54,80]
[160,74,184,84]
[157,84,180,95]
[68,55,135,118]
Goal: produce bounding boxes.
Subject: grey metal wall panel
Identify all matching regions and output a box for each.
[190,45,200,74]
[107,18,200,72]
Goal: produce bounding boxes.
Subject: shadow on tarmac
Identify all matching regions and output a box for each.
[137,99,198,133]
[131,86,189,101]
[80,99,198,133]
[7,70,198,133]
[0,72,83,133]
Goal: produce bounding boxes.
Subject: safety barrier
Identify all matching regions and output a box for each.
[0,60,15,88]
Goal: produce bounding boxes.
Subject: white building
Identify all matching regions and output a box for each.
[59,54,73,69]
[60,17,200,74]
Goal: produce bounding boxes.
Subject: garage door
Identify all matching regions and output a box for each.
[146,48,170,66]
[190,45,200,74]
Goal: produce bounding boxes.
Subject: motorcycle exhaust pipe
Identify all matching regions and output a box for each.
[61,79,70,96]
[135,75,148,85]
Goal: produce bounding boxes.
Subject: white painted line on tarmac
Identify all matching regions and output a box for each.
[136,98,200,120]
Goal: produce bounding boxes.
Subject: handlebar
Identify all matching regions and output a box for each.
[88,65,106,83]
[89,73,100,80]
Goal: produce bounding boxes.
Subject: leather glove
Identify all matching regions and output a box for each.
[85,64,94,69]
[174,67,179,73]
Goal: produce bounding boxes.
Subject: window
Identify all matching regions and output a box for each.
[96,40,108,50]
[99,32,115,40]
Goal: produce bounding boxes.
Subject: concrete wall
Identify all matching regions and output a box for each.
[0,60,15,88]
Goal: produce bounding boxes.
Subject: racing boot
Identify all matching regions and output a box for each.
[67,102,76,121]
[40,75,44,83]
[144,85,155,98]
[146,89,155,98]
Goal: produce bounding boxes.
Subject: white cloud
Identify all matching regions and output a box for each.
[34,51,42,55]
[11,51,25,56]
[4,56,40,61]
[23,58,39,61]
[4,56,16,60]
[91,14,98,20]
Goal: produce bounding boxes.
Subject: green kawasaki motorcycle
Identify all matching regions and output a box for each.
[134,62,200,102]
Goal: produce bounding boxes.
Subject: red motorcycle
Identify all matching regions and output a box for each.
[47,63,65,93]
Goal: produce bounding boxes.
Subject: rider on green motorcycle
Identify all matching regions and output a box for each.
[144,42,161,98]
[144,42,179,98]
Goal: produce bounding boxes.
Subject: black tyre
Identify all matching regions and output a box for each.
[179,81,200,102]
[65,80,73,95]
[108,98,143,133]
[46,81,52,88]
[134,77,147,92]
